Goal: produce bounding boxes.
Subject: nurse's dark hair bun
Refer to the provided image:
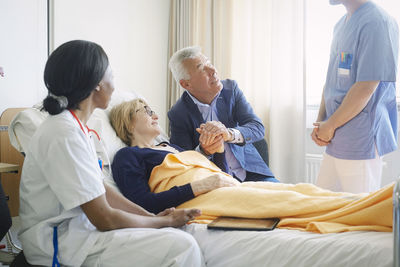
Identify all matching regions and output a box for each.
[43,94,69,115]
[43,40,109,115]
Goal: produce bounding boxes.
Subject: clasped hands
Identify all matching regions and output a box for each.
[156,172,239,227]
[156,207,202,227]
[311,120,335,146]
[196,121,232,155]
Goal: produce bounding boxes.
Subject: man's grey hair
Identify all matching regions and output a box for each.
[169,46,202,84]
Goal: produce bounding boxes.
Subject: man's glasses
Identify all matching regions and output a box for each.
[136,106,155,117]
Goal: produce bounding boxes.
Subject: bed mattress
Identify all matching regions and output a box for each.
[184,224,392,267]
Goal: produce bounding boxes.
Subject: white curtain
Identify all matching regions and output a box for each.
[167,0,306,183]
[267,0,305,183]
[167,0,195,111]
[223,0,306,183]
[167,0,234,110]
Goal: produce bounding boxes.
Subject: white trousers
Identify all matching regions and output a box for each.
[316,152,383,194]
[82,227,205,267]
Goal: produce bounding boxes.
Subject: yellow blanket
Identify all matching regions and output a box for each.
[149,151,393,233]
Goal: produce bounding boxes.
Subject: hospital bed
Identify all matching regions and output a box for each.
[5,90,400,267]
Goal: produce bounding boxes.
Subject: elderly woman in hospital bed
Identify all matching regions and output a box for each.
[111,98,394,234]
[18,40,205,267]
[110,99,237,214]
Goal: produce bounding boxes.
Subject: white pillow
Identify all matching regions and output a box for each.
[9,107,48,153]
[87,108,126,164]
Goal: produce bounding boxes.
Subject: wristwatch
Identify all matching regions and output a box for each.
[228,128,235,142]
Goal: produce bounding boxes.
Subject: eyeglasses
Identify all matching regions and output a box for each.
[136,106,155,117]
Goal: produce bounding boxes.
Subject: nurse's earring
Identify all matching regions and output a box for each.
[95,84,101,92]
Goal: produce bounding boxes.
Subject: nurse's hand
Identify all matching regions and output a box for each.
[314,121,335,143]
[167,208,202,227]
[311,126,330,146]
[157,207,175,216]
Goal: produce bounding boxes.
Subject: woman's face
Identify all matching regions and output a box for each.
[94,65,115,109]
[131,104,161,140]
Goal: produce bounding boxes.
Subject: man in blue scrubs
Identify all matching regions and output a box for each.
[311,0,399,193]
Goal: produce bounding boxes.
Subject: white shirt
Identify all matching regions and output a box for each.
[19,110,105,266]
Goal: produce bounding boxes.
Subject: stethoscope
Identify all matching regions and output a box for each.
[68,109,112,178]
[51,109,112,267]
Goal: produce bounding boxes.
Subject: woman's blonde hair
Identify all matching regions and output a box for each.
[109,98,148,146]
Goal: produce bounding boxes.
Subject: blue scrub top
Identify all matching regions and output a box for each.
[324,1,399,160]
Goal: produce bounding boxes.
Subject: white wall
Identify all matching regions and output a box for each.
[0,0,170,129]
[52,0,170,128]
[0,0,48,115]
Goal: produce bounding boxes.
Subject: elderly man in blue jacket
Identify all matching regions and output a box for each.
[168,46,277,183]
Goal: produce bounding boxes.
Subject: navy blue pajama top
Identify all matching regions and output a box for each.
[111,144,195,214]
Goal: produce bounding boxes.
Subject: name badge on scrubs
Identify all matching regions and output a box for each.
[338,52,353,76]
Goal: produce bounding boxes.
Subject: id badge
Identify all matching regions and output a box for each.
[338,52,353,76]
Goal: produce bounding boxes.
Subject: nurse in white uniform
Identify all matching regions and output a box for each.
[18,40,205,267]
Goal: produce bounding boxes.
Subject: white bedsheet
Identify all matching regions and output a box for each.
[184,224,392,267]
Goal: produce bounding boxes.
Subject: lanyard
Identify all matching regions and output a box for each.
[52,226,60,267]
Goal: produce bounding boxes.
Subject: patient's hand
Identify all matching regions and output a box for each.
[167,208,201,227]
[197,121,232,145]
[157,207,175,216]
[199,135,224,155]
[191,173,238,196]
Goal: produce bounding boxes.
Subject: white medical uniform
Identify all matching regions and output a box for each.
[19,111,204,267]
[317,1,399,193]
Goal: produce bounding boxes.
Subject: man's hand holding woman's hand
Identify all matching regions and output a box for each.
[197,121,232,144]
[196,121,232,154]
[199,135,224,155]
